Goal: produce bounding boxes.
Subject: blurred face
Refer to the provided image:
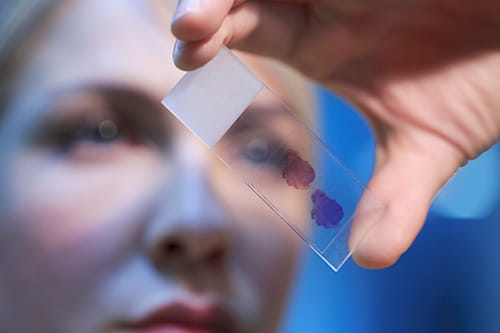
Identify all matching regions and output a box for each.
[0,0,310,333]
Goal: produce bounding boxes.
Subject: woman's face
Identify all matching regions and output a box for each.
[0,0,310,333]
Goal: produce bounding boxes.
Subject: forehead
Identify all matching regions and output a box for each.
[11,0,311,120]
[16,0,181,99]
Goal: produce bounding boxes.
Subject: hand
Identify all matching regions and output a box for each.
[171,0,500,268]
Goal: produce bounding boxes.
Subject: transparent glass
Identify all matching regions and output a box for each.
[163,47,385,271]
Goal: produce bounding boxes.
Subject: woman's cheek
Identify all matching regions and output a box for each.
[231,188,302,332]
[211,162,304,319]
[7,148,166,283]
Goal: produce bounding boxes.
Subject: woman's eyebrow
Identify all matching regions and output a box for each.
[35,83,168,123]
[28,83,171,143]
[88,84,166,114]
[229,104,293,131]
[84,84,171,144]
[239,104,288,122]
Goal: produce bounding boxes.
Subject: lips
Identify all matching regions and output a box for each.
[129,303,239,333]
[133,326,218,333]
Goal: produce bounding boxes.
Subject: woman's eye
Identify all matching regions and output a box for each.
[244,138,271,163]
[242,137,285,168]
[59,119,121,150]
[95,119,119,142]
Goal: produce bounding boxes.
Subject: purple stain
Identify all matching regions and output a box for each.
[311,189,344,228]
[281,149,315,190]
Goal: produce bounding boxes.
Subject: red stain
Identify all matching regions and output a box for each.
[281,149,315,190]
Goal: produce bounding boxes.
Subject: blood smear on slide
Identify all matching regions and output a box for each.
[311,189,344,228]
[281,149,315,190]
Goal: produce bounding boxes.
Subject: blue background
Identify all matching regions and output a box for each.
[281,88,500,333]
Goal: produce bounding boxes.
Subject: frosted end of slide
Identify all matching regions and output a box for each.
[163,47,264,147]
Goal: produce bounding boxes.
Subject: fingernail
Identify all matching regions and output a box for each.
[172,0,203,23]
[173,40,186,68]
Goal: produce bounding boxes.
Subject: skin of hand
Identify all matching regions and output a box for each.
[170,0,500,269]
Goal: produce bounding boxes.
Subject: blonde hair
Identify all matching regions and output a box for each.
[0,0,57,116]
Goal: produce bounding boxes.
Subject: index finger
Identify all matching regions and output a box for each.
[171,0,245,42]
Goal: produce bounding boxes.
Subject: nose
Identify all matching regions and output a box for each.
[145,142,232,271]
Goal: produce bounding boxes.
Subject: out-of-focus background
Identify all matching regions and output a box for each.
[282,87,500,333]
[2,2,498,330]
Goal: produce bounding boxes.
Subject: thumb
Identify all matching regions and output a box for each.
[350,138,463,269]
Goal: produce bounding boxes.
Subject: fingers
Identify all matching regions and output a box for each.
[172,18,234,71]
[171,0,236,42]
[171,0,238,70]
[350,140,462,269]
[171,0,307,70]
